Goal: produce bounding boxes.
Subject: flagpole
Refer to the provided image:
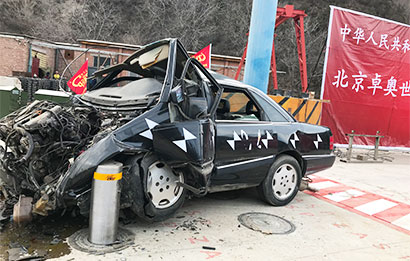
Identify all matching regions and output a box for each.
[81,58,88,95]
[209,44,212,70]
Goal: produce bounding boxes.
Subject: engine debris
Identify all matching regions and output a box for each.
[12,196,33,225]
[0,100,135,220]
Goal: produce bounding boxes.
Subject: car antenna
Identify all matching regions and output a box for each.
[57,49,98,109]
[58,48,89,95]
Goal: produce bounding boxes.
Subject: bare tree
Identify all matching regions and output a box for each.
[121,0,222,51]
[68,0,120,41]
[211,1,252,56]
[0,0,37,34]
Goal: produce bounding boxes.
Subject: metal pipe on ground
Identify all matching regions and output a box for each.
[89,161,123,245]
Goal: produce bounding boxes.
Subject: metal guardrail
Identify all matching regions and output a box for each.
[342,130,384,163]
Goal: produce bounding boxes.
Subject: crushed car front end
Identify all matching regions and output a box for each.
[0,39,223,222]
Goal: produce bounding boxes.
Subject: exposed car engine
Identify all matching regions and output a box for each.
[0,100,139,218]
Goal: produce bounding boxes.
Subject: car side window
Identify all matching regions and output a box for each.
[216,90,261,121]
[169,49,213,122]
[252,92,288,122]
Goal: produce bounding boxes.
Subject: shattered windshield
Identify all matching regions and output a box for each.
[81,41,172,109]
[92,43,170,87]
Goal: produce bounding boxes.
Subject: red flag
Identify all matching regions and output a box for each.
[193,44,212,69]
[67,59,88,94]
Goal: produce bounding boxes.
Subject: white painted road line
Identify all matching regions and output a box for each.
[392,213,410,231]
[354,199,398,216]
[310,181,339,190]
[324,189,365,202]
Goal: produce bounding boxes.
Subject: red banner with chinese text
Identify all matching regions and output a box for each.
[321,6,410,148]
[193,44,211,69]
[67,59,88,94]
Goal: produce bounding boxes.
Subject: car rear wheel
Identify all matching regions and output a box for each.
[141,154,185,221]
[258,155,301,206]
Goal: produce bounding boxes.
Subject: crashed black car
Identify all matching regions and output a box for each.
[0,39,335,222]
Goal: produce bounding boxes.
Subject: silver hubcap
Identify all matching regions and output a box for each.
[272,164,297,200]
[147,161,184,209]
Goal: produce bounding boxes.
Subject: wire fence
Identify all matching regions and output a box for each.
[18,77,70,101]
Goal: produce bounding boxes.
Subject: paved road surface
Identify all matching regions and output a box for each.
[59,151,410,260]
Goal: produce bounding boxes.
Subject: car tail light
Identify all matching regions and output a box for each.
[329,136,334,150]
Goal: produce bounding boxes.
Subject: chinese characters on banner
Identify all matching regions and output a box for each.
[193,44,212,69]
[321,6,410,148]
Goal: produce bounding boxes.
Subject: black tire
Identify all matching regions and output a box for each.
[258,155,302,206]
[140,154,185,222]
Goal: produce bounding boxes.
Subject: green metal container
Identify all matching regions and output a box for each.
[0,77,29,118]
[0,86,24,118]
[34,89,70,104]
[20,91,29,106]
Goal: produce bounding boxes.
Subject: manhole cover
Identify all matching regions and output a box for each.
[238,212,295,235]
[68,227,134,254]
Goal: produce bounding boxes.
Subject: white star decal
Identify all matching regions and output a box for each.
[290,132,299,148]
[227,131,241,150]
[314,134,322,149]
[139,119,159,140]
[262,131,274,148]
[173,128,197,152]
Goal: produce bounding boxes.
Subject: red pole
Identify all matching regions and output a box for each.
[294,16,308,93]
[235,43,248,81]
[270,39,278,91]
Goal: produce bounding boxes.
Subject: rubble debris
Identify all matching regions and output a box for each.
[13,196,33,225]
[32,194,52,216]
[50,236,62,245]
[175,217,210,231]
[7,247,28,261]
[6,243,45,261]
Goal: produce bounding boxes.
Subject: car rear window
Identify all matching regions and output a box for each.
[252,92,290,122]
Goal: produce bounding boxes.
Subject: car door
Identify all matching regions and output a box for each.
[152,55,222,187]
[211,87,282,187]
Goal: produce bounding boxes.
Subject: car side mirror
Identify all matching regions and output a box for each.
[170,85,184,104]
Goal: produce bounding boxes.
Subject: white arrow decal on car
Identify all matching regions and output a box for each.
[139,118,159,140]
[173,128,197,152]
[290,132,299,148]
[227,131,241,150]
[262,131,274,148]
[314,134,322,149]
